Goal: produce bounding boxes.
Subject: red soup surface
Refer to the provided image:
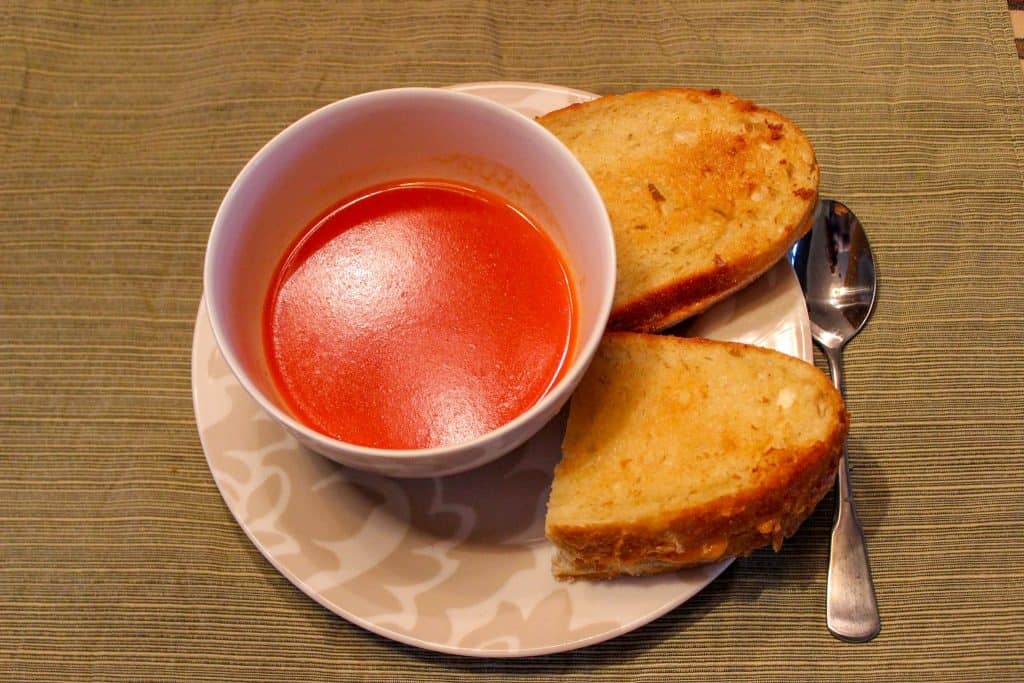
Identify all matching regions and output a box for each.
[264,179,576,450]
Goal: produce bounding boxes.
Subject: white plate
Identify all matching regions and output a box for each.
[191,82,813,658]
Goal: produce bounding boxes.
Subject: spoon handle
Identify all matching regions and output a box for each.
[821,345,881,642]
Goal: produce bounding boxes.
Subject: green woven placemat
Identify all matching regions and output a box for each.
[2,1,1022,680]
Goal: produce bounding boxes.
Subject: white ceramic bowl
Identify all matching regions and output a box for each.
[203,87,615,477]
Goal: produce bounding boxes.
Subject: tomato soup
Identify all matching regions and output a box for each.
[264,180,576,450]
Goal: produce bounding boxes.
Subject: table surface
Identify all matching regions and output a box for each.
[1014,1,1024,70]
[2,1,1023,681]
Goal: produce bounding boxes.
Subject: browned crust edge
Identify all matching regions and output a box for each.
[547,336,848,580]
[537,88,819,334]
[608,187,818,333]
[550,427,844,579]
[537,87,764,124]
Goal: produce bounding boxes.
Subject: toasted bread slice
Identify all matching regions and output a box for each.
[545,332,847,580]
[537,89,819,332]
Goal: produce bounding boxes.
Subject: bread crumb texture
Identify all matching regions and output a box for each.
[538,89,819,331]
[545,332,847,579]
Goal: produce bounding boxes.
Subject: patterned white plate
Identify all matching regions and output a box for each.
[191,82,813,657]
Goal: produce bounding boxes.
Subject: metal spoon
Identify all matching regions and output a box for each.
[789,199,881,642]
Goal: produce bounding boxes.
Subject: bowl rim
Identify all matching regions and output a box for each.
[203,86,615,461]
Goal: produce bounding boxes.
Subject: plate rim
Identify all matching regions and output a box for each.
[191,295,737,658]
[191,80,813,658]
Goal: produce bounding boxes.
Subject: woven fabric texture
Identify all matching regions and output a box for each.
[2,1,1022,680]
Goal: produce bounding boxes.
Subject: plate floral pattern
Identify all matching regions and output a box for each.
[191,83,812,657]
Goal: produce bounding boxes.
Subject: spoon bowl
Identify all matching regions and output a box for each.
[789,199,881,642]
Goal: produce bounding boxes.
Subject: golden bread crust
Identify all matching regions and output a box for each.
[545,333,848,580]
[537,89,820,332]
[609,201,817,332]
